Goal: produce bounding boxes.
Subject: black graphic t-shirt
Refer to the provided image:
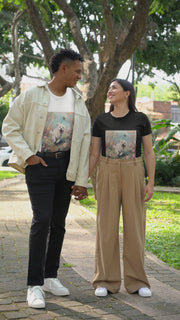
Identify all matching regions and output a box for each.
[92,111,152,159]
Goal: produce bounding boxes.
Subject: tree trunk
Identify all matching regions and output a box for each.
[11,10,24,97]
[87,0,150,123]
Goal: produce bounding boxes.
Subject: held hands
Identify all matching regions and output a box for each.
[26,155,48,167]
[71,185,88,201]
[144,182,154,202]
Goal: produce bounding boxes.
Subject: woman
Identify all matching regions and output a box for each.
[89,79,155,298]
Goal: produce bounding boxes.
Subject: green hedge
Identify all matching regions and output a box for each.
[0,98,9,133]
[154,155,180,187]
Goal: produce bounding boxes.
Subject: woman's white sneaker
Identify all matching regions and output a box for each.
[27,286,45,308]
[138,287,152,297]
[95,287,108,297]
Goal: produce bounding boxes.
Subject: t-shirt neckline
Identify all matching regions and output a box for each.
[109,110,131,119]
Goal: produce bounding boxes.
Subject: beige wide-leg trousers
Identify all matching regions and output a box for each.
[93,156,150,294]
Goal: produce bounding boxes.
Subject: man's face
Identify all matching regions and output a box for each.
[63,60,82,87]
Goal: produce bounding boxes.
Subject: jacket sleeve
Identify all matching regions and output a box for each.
[75,109,91,187]
[2,93,34,162]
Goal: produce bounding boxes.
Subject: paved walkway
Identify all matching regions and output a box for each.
[0,175,180,320]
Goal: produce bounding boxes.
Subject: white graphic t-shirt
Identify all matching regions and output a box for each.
[40,86,74,152]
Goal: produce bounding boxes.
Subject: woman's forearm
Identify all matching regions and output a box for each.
[89,153,100,177]
[144,150,156,186]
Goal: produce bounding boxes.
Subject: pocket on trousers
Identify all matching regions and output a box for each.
[25,163,44,183]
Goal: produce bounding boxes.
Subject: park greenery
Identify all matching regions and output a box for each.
[0,0,179,277]
[145,191,180,270]
[0,1,179,190]
[0,1,179,159]
[0,170,20,180]
[137,83,180,102]
[0,0,179,119]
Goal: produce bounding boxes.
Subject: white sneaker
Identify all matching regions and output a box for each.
[43,278,70,296]
[138,287,152,297]
[27,286,45,309]
[95,287,108,297]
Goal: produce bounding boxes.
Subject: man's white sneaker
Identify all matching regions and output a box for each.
[138,287,152,297]
[27,286,45,309]
[95,287,108,297]
[43,278,70,296]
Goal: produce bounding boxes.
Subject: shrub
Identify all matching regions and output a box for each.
[155,155,180,186]
[0,96,9,133]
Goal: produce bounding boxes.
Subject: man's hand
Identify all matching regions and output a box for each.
[71,185,88,200]
[26,155,48,167]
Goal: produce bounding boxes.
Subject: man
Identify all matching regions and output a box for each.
[2,48,91,309]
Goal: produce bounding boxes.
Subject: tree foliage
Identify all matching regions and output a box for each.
[136,0,180,80]
[137,83,180,102]
[0,0,150,121]
[0,93,9,132]
[0,0,179,122]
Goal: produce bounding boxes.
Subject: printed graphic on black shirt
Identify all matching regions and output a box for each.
[41,112,74,152]
[106,130,136,159]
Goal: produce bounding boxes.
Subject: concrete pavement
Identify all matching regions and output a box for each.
[0,174,180,320]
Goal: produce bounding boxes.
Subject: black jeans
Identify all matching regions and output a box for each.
[25,155,74,286]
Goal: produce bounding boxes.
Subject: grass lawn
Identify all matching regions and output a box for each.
[80,187,180,270]
[0,170,20,180]
[145,192,180,270]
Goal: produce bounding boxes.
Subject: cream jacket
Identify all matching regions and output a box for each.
[2,84,91,187]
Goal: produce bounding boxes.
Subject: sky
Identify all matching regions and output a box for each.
[118,60,180,86]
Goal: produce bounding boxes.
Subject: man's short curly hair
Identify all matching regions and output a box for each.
[49,48,84,74]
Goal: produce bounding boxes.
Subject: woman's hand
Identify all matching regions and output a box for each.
[144,183,154,202]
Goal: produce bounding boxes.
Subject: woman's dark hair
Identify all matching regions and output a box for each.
[109,79,137,112]
[49,48,84,74]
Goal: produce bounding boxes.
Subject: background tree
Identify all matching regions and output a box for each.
[1,0,150,120]
[23,0,150,122]
[0,0,179,186]
[0,0,179,122]
[0,1,47,97]
[135,0,180,84]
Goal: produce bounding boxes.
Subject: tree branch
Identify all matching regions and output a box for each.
[24,0,54,69]
[0,75,13,98]
[22,53,44,61]
[54,0,98,100]
[116,0,150,63]
[54,0,92,59]
[100,0,115,52]
[11,10,25,96]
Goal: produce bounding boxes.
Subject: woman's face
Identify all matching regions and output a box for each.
[107,81,129,105]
